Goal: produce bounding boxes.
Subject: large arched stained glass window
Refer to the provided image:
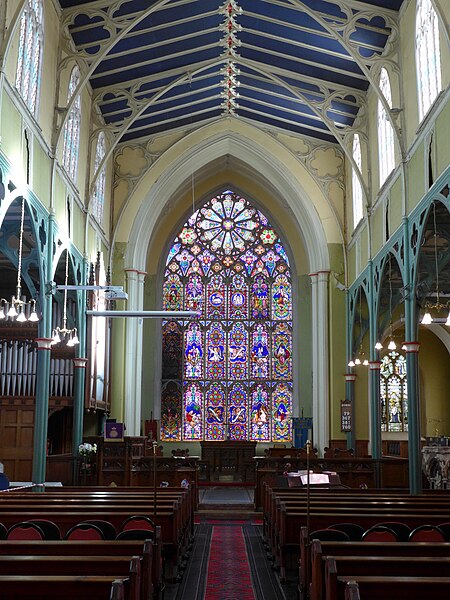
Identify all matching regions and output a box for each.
[161,189,293,443]
[380,350,408,432]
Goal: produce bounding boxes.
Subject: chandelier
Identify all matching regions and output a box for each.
[0,196,39,323]
[51,249,79,347]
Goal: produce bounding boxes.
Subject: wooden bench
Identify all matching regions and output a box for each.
[0,575,132,600]
[318,554,450,600]
[0,539,159,600]
[0,507,180,580]
[300,532,450,600]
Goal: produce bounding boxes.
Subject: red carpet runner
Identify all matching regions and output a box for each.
[204,522,256,600]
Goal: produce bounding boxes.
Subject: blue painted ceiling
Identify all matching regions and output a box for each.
[58,0,404,145]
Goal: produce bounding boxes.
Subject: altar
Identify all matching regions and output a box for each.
[201,441,256,482]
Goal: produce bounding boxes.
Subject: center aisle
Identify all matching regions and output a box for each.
[204,521,255,600]
[167,486,292,600]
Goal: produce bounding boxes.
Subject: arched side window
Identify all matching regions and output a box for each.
[15,0,44,116]
[62,67,81,182]
[378,68,395,186]
[416,0,442,121]
[92,132,106,225]
[352,134,363,229]
[161,189,293,443]
[380,350,408,432]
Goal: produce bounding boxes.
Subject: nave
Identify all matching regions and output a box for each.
[167,486,293,600]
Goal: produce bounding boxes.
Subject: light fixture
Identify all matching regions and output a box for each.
[51,249,79,347]
[2,196,39,323]
[420,203,450,326]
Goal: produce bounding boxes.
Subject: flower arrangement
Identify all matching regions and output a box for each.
[78,442,97,457]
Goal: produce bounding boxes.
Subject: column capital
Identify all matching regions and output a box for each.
[35,338,53,350]
[73,357,88,369]
[344,373,357,382]
[403,341,420,353]
[369,361,381,370]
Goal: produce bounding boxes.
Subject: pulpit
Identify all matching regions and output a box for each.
[201,441,256,482]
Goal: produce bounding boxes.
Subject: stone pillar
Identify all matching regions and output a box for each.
[124,268,146,435]
[309,270,330,453]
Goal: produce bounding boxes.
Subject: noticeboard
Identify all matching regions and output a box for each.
[340,400,352,432]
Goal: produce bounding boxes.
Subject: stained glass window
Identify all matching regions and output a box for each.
[62,67,81,182]
[161,190,293,442]
[15,0,43,116]
[380,350,408,432]
[416,0,442,121]
[92,132,106,224]
[352,134,363,229]
[378,68,395,186]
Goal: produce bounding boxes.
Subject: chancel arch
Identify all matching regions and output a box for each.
[118,125,339,451]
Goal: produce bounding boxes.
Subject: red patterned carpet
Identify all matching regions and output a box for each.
[204,523,255,600]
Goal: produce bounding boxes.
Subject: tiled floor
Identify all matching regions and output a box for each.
[199,486,254,505]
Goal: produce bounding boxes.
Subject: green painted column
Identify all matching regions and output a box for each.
[32,337,52,487]
[403,216,422,494]
[368,260,381,461]
[72,357,88,481]
[31,211,55,487]
[369,360,382,456]
[404,342,422,494]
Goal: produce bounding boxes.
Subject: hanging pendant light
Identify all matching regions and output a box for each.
[2,196,39,323]
[51,249,79,347]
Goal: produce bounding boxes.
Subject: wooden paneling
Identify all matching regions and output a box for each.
[0,398,35,481]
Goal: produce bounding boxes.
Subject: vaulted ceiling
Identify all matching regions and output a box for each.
[58,0,404,146]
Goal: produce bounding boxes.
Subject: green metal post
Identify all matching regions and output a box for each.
[404,214,422,494]
[368,260,381,461]
[32,211,54,488]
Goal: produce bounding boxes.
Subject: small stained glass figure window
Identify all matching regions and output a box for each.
[380,350,408,433]
[16,0,43,116]
[161,190,293,443]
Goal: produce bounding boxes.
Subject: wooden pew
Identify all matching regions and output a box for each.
[0,540,158,600]
[301,534,450,600]
[316,554,450,600]
[0,575,132,600]
[327,560,450,600]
